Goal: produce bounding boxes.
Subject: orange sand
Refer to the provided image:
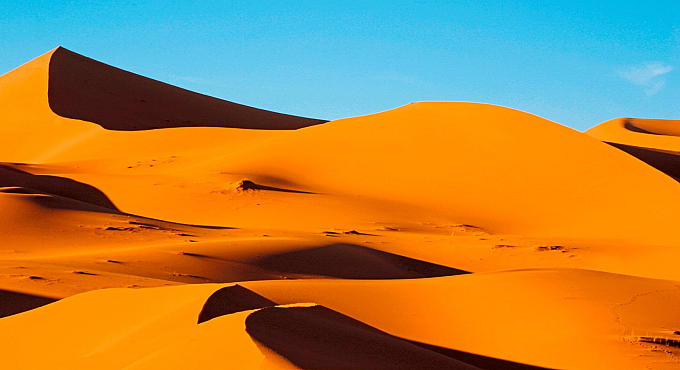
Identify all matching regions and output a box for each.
[586,118,680,181]
[1,48,679,369]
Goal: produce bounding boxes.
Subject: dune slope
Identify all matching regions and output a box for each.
[210,102,680,244]
[1,270,679,370]
[48,47,327,131]
[586,118,680,181]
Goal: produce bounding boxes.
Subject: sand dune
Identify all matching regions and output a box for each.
[586,118,680,181]
[0,289,56,319]
[208,102,680,245]
[0,163,119,210]
[1,48,680,369]
[245,305,482,370]
[1,270,679,369]
[48,47,326,131]
[242,269,680,370]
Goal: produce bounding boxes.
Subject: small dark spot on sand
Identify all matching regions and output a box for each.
[536,245,565,252]
[639,336,680,348]
[177,251,205,257]
[172,272,208,280]
[106,226,135,231]
[344,230,375,236]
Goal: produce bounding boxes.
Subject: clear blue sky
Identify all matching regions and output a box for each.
[1,1,678,130]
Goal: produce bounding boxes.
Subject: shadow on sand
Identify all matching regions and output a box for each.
[0,289,57,318]
[606,142,680,182]
[48,47,326,131]
[0,164,119,211]
[245,304,555,370]
[246,243,469,280]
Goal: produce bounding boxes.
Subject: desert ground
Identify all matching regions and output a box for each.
[1,47,679,369]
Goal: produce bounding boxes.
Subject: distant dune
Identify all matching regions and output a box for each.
[1,49,679,370]
[587,118,680,181]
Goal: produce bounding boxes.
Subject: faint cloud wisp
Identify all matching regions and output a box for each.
[619,62,673,96]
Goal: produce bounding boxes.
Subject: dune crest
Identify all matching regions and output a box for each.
[211,102,680,244]
[47,47,327,131]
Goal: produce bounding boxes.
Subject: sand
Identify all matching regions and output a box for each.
[0,47,679,369]
[586,118,680,181]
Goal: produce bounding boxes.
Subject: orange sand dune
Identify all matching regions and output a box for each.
[5,48,680,245]
[1,270,679,369]
[47,47,326,131]
[586,118,680,181]
[0,48,311,163]
[208,102,680,244]
[1,48,680,370]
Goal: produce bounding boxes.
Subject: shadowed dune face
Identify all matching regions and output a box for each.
[605,142,680,181]
[245,243,469,279]
[0,290,57,318]
[623,119,680,137]
[245,305,482,370]
[586,118,680,183]
[197,285,276,324]
[623,121,660,135]
[0,164,118,211]
[47,47,327,131]
[408,340,554,370]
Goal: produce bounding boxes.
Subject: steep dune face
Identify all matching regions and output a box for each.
[586,118,680,181]
[0,47,323,163]
[0,290,56,319]
[0,164,118,210]
[214,102,680,244]
[47,47,326,131]
[244,305,482,370]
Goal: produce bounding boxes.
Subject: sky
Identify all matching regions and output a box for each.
[0,0,678,131]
